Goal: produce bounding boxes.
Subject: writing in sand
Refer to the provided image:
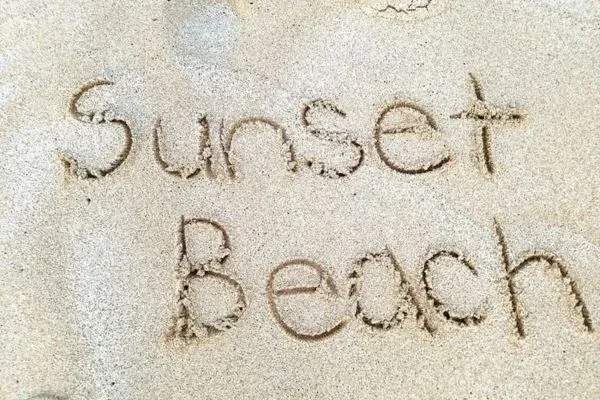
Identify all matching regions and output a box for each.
[59,76,593,344]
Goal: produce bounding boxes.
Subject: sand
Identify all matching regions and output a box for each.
[1,0,600,399]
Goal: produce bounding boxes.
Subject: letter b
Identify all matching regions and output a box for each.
[168,217,247,342]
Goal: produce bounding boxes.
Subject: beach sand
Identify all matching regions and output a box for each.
[1,0,600,398]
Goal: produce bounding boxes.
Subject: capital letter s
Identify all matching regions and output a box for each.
[60,79,132,179]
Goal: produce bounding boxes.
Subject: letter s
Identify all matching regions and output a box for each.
[301,99,364,178]
[60,79,132,179]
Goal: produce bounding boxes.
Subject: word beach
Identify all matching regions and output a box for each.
[168,216,593,343]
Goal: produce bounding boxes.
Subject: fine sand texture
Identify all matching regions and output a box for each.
[1,0,600,399]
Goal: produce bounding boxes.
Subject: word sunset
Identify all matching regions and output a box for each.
[60,74,525,181]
